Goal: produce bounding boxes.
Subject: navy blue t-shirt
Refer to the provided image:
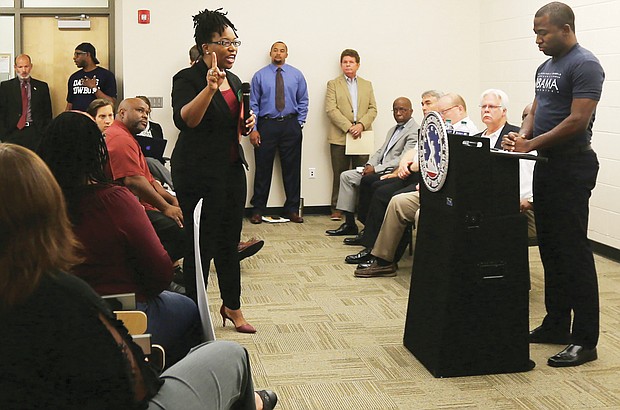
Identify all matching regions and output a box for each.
[534,43,604,147]
[67,66,117,112]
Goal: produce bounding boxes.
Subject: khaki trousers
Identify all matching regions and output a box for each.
[372,191,420,262]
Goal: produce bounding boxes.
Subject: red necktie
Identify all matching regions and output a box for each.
[17,81,28,130]
[275,67,285,112]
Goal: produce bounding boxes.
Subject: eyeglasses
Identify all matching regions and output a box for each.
[479,104,503,110]
[74,51,88,56]
[392,108,411,113]
[208,39,242,48]
[439,105,458,115]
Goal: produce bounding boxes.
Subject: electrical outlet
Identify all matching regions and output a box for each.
[309,168,316,179]
[149,96,164,108]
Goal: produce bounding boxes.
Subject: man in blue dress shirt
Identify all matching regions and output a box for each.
[249,41,309,224]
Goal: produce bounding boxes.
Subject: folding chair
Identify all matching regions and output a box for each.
[193,198,217,342]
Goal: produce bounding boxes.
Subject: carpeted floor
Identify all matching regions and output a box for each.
[204,215,620,409]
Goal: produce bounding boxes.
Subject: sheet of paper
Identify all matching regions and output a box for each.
[345,130,374,155]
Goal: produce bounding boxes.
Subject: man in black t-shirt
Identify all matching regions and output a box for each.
[503,2,604,368]
[66,42,117,112]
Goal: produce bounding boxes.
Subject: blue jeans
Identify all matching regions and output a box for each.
[137,290,202,366]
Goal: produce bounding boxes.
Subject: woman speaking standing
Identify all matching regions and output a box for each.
[171,8,256,333]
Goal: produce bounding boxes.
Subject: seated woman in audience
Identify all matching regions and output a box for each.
[0,143,277,410]
[37,112,199,366]
[87,98,115,134]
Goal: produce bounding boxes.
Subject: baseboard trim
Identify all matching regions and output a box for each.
[244,205,331,217]
[591,240,620,263]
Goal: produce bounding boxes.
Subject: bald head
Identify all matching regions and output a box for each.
[437,93,468,124]
[14,54,33,80]
[117,98,149,135]
[391,97,413,124]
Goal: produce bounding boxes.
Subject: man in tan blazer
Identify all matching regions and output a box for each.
[325,49,377,220]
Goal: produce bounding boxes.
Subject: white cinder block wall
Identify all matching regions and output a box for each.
[117,0,619,250]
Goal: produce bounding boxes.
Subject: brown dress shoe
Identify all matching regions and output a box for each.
[330,211,342,221]
[250,213,262,224]
[283,212,304,223]
[237,238,264,260]
[354,259,397,278]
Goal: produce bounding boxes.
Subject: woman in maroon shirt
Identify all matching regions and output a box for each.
[38,112,201,366]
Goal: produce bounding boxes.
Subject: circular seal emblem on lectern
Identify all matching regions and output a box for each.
[419,111,449,192]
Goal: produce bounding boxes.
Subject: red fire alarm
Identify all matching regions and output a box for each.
[138,10,150,24]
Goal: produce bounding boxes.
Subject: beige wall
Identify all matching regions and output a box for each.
[116,0,620,248]
[115,0,481,209]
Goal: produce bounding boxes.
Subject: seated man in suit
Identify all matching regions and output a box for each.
[348,90,443,249]
[0,54,52,151]
[345,91,479,265]
[354,88,533,277]
[326,97,419,236]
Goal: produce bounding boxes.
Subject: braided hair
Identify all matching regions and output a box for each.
[192,8,238,57]
[37,112,111,222]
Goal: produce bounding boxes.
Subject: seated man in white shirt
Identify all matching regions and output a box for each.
[437,93,479,135]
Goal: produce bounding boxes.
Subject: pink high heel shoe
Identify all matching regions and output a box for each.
[220,305,256,334]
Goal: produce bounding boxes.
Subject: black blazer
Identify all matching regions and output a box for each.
[475,122,520,149]
[0,77,52,140]
[171,59,247,191]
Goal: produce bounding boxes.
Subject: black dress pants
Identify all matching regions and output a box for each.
[251,117,302,214]
[175,163,246,309]
[535,150,599,349]
[361,179,417,249]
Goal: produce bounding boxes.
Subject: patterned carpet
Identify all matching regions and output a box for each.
[204,215,620,409]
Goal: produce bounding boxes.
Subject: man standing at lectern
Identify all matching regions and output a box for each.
[503,2,604,367]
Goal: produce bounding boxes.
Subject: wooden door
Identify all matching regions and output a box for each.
[22,16,110,117]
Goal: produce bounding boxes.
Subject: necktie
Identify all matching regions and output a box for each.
[275,67,285,112]
[381,125,404,163]
[17,81,29,130]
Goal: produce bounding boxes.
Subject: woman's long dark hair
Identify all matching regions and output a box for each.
[37,112,112,222]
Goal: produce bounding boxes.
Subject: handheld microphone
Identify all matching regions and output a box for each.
[241,82,251,126]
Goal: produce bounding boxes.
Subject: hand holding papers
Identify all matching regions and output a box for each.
[345,131,374,155]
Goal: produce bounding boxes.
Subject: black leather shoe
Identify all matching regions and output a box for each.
[326,222,358,236]
[255,390,278,410]
[345,248,372,264]
[547,344,597,367]
[344,232,365,246]
[356,258,374,269]
[529,325,571,344]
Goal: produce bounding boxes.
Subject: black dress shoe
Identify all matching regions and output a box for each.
[344,233,365,246]
[356,257,375,269]
[326,222,358,236]
[547,344,597,367]
[345,248,372,264]
[529,325,571,344]
[255,390,278,410]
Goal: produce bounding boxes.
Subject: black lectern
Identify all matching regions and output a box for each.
[403,118,533,377]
